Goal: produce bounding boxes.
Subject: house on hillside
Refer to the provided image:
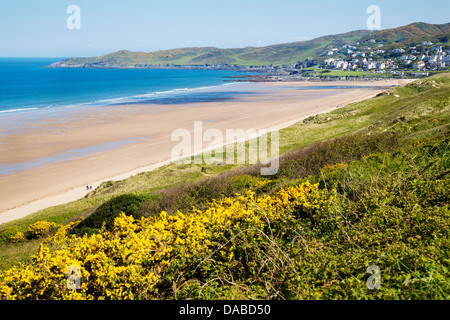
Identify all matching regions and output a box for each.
[429,61,446,69]
[363,61,377,70]
[393,48,406,54]
[324,58,336,65]
[433,46,443,53]
[413,61,426,70]
[375,62,386,70]
[330,60,348,70]
[343,44,357,50]
[400,55,416,61]
[422,41,433,46]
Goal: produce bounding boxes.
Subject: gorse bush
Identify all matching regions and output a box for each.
[27,221,59,239]
[0,182,333,300]
[9,232,25,243]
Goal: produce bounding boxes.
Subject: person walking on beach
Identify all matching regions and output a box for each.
[86,185,89,190]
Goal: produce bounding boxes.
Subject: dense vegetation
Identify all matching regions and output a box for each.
[55,22,450,67]
[0,74,448,299]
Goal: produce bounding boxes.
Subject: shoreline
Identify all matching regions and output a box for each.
[0,79,414,224]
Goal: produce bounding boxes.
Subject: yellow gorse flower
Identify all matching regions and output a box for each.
[320,162,348,172]
[9,232,25,243]
[28,220,59,238]
[0,181,332,300]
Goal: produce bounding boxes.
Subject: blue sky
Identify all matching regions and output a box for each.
[0,0,449,57]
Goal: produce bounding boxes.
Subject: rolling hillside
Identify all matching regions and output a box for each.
[50,22,450,69]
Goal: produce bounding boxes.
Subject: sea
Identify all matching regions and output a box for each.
[0,57,251,115]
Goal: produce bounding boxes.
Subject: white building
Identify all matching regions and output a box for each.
[364,61,377,70]
[400,55,416,61]
[375,63,386,70]
[413,61,426,69]
[393,48,406,54]
[330,60,348,70]
[429,61,446,69]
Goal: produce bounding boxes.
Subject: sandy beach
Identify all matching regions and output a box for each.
[0,79,413,224]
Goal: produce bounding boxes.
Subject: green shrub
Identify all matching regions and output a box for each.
[72,194,149,235]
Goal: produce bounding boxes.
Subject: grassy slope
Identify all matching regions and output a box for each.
[0,74,449,272]
[60,22,450,67]
[0,74,449,299]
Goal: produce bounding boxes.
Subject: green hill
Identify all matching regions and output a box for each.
[51,22,450,68]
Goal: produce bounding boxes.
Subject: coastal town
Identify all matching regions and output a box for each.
[315,38,450,76]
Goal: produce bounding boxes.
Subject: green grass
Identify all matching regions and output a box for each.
[0,73,449,272]
[319,69,372,77]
